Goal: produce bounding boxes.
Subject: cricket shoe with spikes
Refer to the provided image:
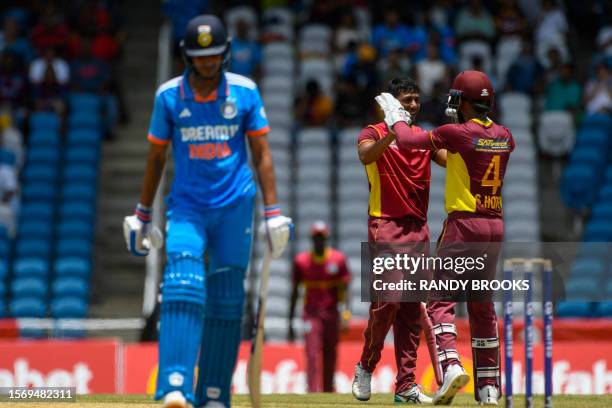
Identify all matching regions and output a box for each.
[478,385,499,406]
[394,384,433,404]
[352,363,372,401]
[432,364,470,405]
[162,391,192,408]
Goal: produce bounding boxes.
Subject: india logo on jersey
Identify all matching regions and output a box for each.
[221,100,238,119]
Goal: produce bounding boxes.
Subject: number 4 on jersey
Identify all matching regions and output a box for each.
[482,155,501,194]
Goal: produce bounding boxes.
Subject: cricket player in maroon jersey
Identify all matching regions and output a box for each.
[352,77,447,404]
[375,70,514,405]
[288,221,352,393]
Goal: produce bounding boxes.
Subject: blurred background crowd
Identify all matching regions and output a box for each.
[0,0,611,334]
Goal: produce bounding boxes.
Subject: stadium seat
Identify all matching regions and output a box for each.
[570,147,606,165]
[574,129,608,150]
[50,296,88,318]
[263,59,295,76]
[561,165,598,208]
[0,280,6,297]
[565,278,598,299]
[18,220,53,239]
[0,239,8,259]
[61,183,97,202]
[595,302,612,317]
[56,239,92,258]
[29,129,60,147]
[21,182,56,202]
[62,164,98,184]
[52,277,89,298]
[582,112,612,133]
[15,239,51,259]
[583,221,612,242]
[55,257,90,278]
[598,184,612,201]
[29,112,60,133]
[263,42,294,61]
[64,146,99,165]
[0,224,7,240]
[459,40,492,73]
[27,146,60,165]
[22,164,58,184]
[68,93,102,113]
[570,258,605,279]
[11,277,47,298]
[0,204,15,237]
[499,92,532,114]
[13,258,49,277]
[66,129,103,147]
[19,202,54,221]
[298,24,332,45]
[265,109,293,130]
[10,297,47,317]
[556,302,592,318]
[59,202,94,220]
[57,220,93,239]
[538,111,575,157]
[68,112,102,131]
[0,260,8,279]
[591,202,612,220]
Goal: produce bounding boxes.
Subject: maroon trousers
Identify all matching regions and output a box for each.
[359,216,429,393]
[429,212,504,392]
[304,309,339,392]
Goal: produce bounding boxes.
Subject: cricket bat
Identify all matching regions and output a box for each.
[248,248,272,408]
[420,302,443,386]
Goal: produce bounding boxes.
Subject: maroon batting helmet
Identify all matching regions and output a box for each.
[447,70,495,114]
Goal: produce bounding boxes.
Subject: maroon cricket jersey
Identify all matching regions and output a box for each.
[358,122,432,220]
[292,249,351,314]
[429,118,515,217]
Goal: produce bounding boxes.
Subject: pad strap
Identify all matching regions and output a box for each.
[438,349,459,362]
[433,323,457,336]
[472,337,500,348]
[476,366,500,379]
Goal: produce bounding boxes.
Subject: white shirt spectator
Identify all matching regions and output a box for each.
[535,7,567,47]
[417,60,446,97]
[29,57,70,85]
[597,26,612,56]
[0,163,16,204]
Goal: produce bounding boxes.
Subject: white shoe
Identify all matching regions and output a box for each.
[478,385,499,406]
[163,391,188,408]
[433,364,470,405]
[352,363,372,401]
[394,384,433,404]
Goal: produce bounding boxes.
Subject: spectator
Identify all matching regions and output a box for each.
[379,47,409,88]
[0,50,27,112]
[31,58,68,115]
[405,15,429,63]
[534,0,568,53]
[505,39,543,95]
[342,43,379,105]
[295,79,333,127]
[543,46,563,84]
[30,4,70,54]
[0,15,33,66]
[334,11,367,54]
[70,37,110,93]
[454,0,496,43]
[415,42,448,97]
[544,63,581,113]
[92,25,121,62]
[495,0,527,40]
[584,62,612,114]
[336,77,370,127]
[596,25,612,58]
[472,55,497,89]
[371,9,410,58]
[229,19,261,80]
[0,158,16,207]
[29,47,70,86]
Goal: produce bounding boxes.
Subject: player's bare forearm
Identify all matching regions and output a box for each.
[249,134,278,206]
[358,133,395,165]
[139,143,168,207]
[433,149,447,167]
[393,122,432,150]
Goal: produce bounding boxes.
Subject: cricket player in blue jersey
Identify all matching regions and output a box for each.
[123,15,292,408]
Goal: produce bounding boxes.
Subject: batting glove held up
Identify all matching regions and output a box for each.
[375,92,412,128]
[259,205,293,258]
[123,203,163,256]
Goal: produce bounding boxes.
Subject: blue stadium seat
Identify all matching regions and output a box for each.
[50,296,87,318]
[570,147,606,165]
[561,165,599,208]
[56,239,92,258]
[0,149,16,166]
[0,260,8,279]
[11,277,47,298]
[582,113,612,134]
[52,277,89,298]
[68,93,102,113]
[68,112,101,131]
[599,184,612,201]
[10,297,47,317]
[57,220,93,239]
[19,202,54,221]
[27,146,59,165]
[29,112,60,133]
[13,258,49,278]
[584,221,612,242]
[0,224,7,240]
[565,278,599,299]
[63,164,97,183]
[18,220,53,239]
[15,239,51,259]
[0,298,5,318]
[604,280,612,298]
[0,280,6,297]
[54,257,90,278]
[59,202,94,220]
[570,258,605,279]
[575,129,608,150]
[22,164,58,184]
[591,202,612,220]
[67,129,102,147]
[64,146,98,165]
[595,302,612,317]
[557,302,592,317]
[62,183,96,202]
[29,130,60,147]
[0,239,8,259]
[21,182,56,202]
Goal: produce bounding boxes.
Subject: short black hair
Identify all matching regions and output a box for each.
[386,77,420,98]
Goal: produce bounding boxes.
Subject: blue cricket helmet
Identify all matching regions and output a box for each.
[181,15,231,71]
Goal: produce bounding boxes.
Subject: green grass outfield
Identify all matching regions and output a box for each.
[2,394,611,407]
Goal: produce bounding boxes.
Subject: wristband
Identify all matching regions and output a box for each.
[135,203,152,223]
[264,204,281,219]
